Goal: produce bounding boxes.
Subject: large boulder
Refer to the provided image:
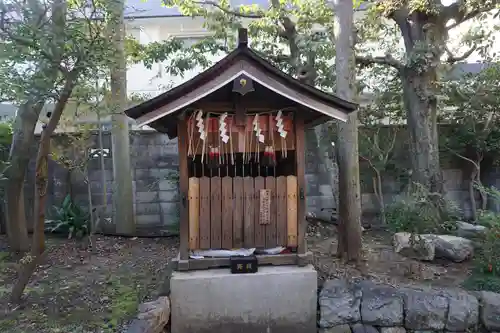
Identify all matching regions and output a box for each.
[319,279,361,328]
[456,221,487,239]
[423,234,474,262]
[393,232,435,261]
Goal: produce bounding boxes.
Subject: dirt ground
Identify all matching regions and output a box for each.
[0,225,472,333]
[0,235,178,333]
[307,221,472,289]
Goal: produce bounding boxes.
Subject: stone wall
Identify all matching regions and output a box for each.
[24,130,500,234]
[319,278,499,333]
[24,131,180,234]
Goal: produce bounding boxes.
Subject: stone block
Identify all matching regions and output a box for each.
[478,291,500,331]
[171,265,317,333]
[136,215,161,226]
[403,288,448,330]
[438,289,478,331]
[319,279,361,328]
[159,191,178,203]
[136,203,161,215]
[136,191,159,203]
[356,280,403,326]
[159,180,177,191]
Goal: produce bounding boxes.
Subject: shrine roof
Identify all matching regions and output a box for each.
[124,28,357,138]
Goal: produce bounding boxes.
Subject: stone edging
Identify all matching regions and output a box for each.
[319,279,500,333]
[124,296,170,333]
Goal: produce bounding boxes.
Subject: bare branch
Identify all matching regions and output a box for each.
[444,1,499,30]
[444,43,477,63]
[355,54,403,70]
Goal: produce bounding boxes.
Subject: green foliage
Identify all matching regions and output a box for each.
[463,185,500,292]
[0,121,12,181]
[441,63,500,167]
[45,195,90,239]
[385,183,460,234]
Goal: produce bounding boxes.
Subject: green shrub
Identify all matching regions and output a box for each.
[385,182,460,234]
[463,185,500,292]
[45,194,90,239]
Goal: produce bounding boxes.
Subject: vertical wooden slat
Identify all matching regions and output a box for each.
[287,176,298,248]
[177,118,189,260]
[254,176,266,248]
[221,177,233,249]
[243,177,254,247]
[199,177,211,249]
[265,177,277,248]
[295,113,307,254]
[188,177,200,250]
[210,176,222,249]
[233,177,244,248]
[276,176,287,246]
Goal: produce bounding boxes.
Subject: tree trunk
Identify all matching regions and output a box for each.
[400,69,443,194]
[10,75,76,303]
[334,0,362,261]
[373,171,386,225]
[108,0,135,235]
[468,167,478,221]
[5,102,44,252]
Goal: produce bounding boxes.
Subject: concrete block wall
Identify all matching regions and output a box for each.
[23,130,500,233]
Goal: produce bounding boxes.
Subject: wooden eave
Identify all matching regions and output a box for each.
[124,43,358,139]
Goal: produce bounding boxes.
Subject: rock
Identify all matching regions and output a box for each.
[320,324,352,333]
[379,328,406,333]
[456,221,486,239]
[404,288,449,330]
[423,234,474,262]
[136,296,170,333]
[351,323,379,333]
[438,289,479,331]
[393,232,435,261]
[319,279,361,328]
[478,291,500,331]
[356,280,403,326]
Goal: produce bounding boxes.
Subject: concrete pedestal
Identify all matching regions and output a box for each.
[170,264,318,333]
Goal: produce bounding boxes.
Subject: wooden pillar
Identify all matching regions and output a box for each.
[294,112,307,255]
[178,116,190,261]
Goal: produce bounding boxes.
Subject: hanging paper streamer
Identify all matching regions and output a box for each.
[276,110,287,158]
[253,114,265,143]
[275,110,287,139]
[219,112,229,144]
[196,110,206,141]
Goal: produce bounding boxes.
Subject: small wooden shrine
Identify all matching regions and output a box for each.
[125,28,357,271]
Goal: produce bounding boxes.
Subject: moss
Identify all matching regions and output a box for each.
[102,277,140,331]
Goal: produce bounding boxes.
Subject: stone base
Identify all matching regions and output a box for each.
[170,264,318,333]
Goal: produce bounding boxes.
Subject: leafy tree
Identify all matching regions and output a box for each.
[1,0,121,302]
[356,0,499,194]
[441,63,500,220]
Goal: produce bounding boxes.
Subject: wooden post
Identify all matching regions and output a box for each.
[178,116,190,262]
[294,112,307,256]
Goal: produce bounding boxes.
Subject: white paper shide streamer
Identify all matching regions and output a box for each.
[219,112,229,143]
[275,110,287,138]
[253,114,265,143]
[196,110,206,141]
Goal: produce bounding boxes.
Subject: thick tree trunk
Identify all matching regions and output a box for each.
[10,75,76,303]
[400,69,443,194]
[108,0,135,235]
[6,102,44,252]
[334,0,362,261]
